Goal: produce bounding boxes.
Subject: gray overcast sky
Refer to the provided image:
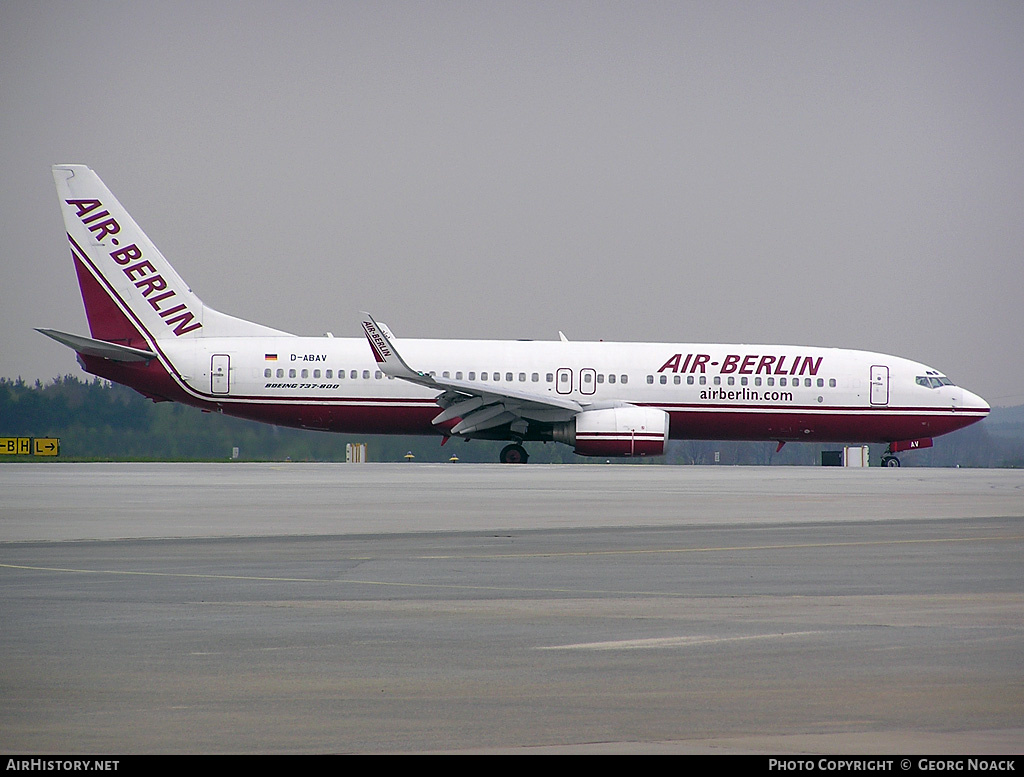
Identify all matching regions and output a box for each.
[2,1,1021,405]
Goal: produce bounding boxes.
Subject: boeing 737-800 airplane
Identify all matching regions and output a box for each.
[39,165,989,464]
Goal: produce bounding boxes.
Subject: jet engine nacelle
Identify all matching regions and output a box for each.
[553,406,670,457]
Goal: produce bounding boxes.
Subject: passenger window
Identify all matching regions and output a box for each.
[829,378,836,388]
[546,373,554,383]
[608,374,616,384]
[326,370,332,379]
[362,370,369,379]
[532,373,539,382]
[375,371,382,379]
[506,372,513,382]
[313,369,321,379]
[647,375,654,384]
[687,375,694,385]
[456,371,463,380]
[289,369,297,378]
[727,377,735,386]
[816,378,823,387]
[804,378,812,387]
[264,368,271,378]
[621,375,628,385]
[301,369,309,379]
[597,374,604,384]
[519,373,526,382]
[714,376,721,385]
[659,375,667,384]
[673,375,680,385]
[277,369,284,378]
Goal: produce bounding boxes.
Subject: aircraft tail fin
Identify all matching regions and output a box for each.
[52,165,290,347]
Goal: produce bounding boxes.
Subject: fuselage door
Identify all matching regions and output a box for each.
[579,368,596,395]
[870,365,889,405]
[556,367,573,395]
[212,354,230,394]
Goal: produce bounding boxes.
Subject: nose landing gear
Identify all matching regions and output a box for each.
[880,437,933,467]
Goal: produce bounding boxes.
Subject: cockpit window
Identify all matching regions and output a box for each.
[916,375,955,389]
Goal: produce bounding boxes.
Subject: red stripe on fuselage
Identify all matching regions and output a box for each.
[664,406,984,443]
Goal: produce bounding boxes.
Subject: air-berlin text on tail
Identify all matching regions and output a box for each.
[65,199,202,336]
[658,352,823,376]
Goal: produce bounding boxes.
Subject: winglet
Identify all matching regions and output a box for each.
[359,312,432,385]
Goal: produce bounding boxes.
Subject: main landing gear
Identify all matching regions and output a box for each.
[500,443,530,464]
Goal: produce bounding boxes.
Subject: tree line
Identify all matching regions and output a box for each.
[1,375,1021,466]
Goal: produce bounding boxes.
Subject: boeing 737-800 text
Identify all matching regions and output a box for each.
[39,165,989,464]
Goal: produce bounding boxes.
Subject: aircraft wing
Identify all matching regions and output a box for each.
[360,313,582,435]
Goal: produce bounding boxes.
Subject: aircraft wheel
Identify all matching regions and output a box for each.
[500,443,529,464]
[882,455,901,468]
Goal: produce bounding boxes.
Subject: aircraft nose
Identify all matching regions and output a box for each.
[962,388,990,413]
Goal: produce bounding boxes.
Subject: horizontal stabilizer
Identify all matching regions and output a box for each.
[36,328,157,363]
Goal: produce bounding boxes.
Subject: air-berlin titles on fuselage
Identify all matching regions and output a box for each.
[658,353,823,376]
[65,198,202,336]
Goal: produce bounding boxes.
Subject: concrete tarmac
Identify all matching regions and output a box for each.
[1,463,1022,753]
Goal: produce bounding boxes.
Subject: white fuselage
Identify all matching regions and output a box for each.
[152,334,987,444]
